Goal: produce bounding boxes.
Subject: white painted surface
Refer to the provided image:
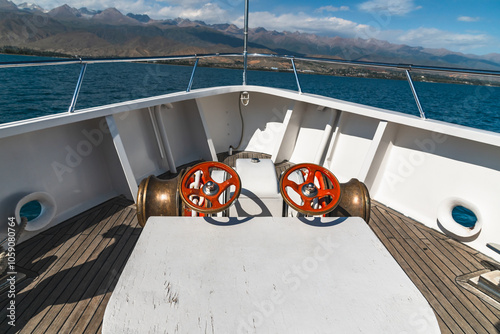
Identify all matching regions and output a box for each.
[231,159,282,217]
[371,125,500,260]
[327,113,380,183]
[1,84,500,260]
[106,115,139,201]
[232,92,290,155]
[103,216,440,333]
[195,93,242,153]
[157,99,213,166]
[14,192,56,231]
[108,110,164,182]
[271,101,300,163]
[437,197,483,238]
[357,120,388,182]
[0,117,126,242]
[288,105,337,164]
[195,99,219,161]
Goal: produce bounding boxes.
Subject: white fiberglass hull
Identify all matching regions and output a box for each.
[1,85,499,261]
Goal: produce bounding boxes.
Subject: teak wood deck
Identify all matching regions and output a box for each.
[1,152,499,333]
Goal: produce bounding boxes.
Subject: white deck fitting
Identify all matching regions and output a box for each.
[230,158,283,217]
[103,216,440,333]
[1,85,500,260]
[106,115,138,201]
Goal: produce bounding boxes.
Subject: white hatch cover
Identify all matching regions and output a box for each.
[230,158,283,217]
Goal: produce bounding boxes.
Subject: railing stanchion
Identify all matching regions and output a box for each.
[68,62,87,113]
[186,58,199,92]
[291,58,302,94]
[242,0,249,85]
[405,69,426,119]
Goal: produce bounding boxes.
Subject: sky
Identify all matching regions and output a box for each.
[15,0,500,55]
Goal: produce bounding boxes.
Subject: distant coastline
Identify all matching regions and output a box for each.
[2,47,498,87]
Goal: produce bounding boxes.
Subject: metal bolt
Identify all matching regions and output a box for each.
[302,183,318,197]
[203,181,219,196]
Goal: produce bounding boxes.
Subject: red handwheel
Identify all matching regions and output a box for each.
[280,163,341,216]
[179,161,241,214]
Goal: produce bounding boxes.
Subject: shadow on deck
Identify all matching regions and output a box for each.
[0,197,141,334]
[1,152,499,333]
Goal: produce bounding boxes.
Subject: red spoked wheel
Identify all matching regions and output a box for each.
[179,161,241,214]
[280,163,341,216]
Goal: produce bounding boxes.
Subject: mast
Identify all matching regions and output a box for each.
[243,0,249,85]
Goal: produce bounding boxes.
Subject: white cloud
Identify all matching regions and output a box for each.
[457,16,480,22]
[156,0,215,5]
[232,11,369,36]
[316,5,349,13]
[13,0,148,13]
[156,2,228,22]
[397,27,491,51]
[358,0,420,15]
[18,0,236,22]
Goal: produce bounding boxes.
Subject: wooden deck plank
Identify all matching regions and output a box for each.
[71,224,139,333]
[3,211,104,330]
[21,203,114,276]
[2,154,499,333]
[419,229,471,275]
[4,203,122,330]
[1,232,85,330]
[449,241,485,272]
[424,235,500,327]
[28,205,134,333]
[369,207,461,333]
[58,210,139,333]
[399,215,427,240]
[406,237,493,333]
[371,203,500,334]
[16,234,55,268]
[391,214,500,333]
[382,205,497,329]
[45,208,137,333]
[371,206,480,333]
[55,199,112,236]
[85,254,131,334]
[0,197,139,334]
[18,234,94,332]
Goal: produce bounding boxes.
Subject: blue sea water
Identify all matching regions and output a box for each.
[1,54,499,133]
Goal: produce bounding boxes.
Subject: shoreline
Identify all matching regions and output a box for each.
[1,49,499,87]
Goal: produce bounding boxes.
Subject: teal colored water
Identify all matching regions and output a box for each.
[19,200,42,221]
[451,206,477,229]
[1,54,499,133]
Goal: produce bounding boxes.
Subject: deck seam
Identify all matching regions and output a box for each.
[373,204,500,333]
[31,205,133,333]
[48,207,136,333]
[371,206,476,332]
[388,205,497,333]
[368,208,457,333]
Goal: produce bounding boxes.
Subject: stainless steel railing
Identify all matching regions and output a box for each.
[1,52,500,118]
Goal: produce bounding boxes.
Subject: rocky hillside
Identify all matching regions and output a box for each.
[1,0,499,72]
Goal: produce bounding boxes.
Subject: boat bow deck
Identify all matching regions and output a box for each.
[1,153,499,333]
[2,199,499,333]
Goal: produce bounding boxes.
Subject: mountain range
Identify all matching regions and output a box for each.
[1,0,500,72]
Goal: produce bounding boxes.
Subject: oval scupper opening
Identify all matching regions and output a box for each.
[19,200,43,222]
[451,205,478,229]
[15,192,57,231]
[437,197,482,240]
